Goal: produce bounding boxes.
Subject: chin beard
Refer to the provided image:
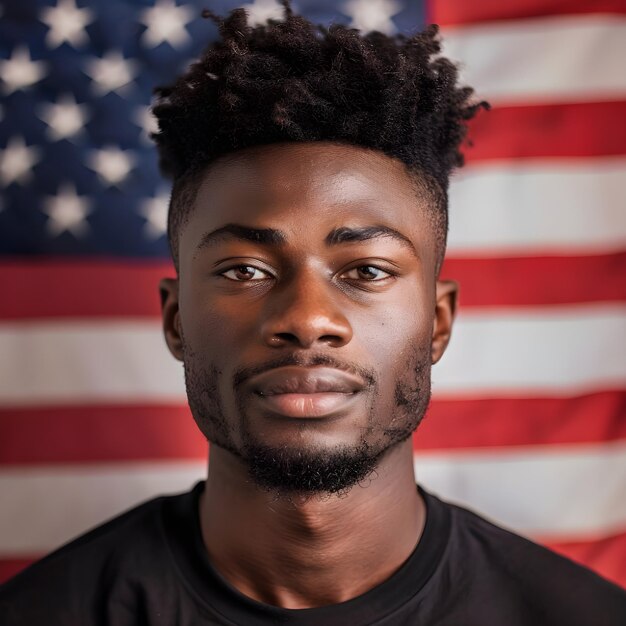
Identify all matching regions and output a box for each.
[183,344,431,498]
[241,441,385,499]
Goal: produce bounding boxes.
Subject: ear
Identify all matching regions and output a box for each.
[431,280,459,364]
[160,277,184,362]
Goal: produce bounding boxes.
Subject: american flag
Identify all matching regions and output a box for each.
[1,0,625,588]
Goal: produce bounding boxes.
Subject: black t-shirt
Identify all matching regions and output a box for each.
[1,481,625,625]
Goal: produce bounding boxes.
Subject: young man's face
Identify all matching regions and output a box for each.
[161,142,456,495]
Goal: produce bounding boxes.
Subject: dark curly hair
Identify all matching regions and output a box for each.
[152,0,488,270]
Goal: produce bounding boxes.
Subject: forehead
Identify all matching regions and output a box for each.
[180,142,437,263]
[193,142,422,213]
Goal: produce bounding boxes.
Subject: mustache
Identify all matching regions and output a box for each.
[233,353,377,391]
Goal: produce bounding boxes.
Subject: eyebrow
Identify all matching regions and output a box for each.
[325,225,418,259]
[195,224,287,252]
[195,223,418,259]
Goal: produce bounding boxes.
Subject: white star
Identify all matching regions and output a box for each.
[133,105,159,144]
[43,182,91,237]
[0,46,47,94]
[243,0,285,27]
[0,136,41,186]
[140,0,194,49]
[38,93,90,141]
[342,0,401,35]
[84,51,138,95]
[40,0,94,49]
[140,189,170,239]
[87,146,135,186]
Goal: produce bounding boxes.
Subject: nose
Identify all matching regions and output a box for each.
[259,269,353,349]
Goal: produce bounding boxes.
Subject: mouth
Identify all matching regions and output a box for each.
[247,366,366,419]
[253,391,360,418]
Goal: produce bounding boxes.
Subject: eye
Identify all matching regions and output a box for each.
[221,265,272,282]
[342,265,392,281]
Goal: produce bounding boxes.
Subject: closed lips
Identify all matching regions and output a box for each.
[249,366,365,396]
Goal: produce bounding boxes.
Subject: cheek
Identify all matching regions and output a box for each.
[182,308,225,356]
[180,279,255,358]
[354,287,434,370]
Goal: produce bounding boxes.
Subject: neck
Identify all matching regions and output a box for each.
[199,440,425,609]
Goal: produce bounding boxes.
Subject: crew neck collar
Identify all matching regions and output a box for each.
[163,481,451,626]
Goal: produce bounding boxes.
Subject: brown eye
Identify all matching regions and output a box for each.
[221,265,270,281]
[343,265,391,281]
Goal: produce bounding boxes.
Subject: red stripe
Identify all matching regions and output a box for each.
[441,252,626,307]
[430,0,626,27]
[0,405,205,465]
[0,392,623,465]
[544,531,626,589]
[2,252,625,321]
[465,101,626,161]
[0,259,173,320]
[416,391,626,451]
[0,558,37,585]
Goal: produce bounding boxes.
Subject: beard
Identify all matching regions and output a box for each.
[183,343,431,498]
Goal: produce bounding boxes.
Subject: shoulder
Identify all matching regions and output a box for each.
[0,489,187,625]
[428,491,626,626]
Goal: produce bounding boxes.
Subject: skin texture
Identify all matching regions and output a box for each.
[160,141,458,609]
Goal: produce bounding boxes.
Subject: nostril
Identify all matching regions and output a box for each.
[269,332,298,346]
[267,332,344,348]
[320,334,344,347]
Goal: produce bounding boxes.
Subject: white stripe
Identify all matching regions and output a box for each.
[0,445,624,554]
[0,320,186,405]
[1,306,625,406]
[0,461,206,554]
[441,15,626,105]
[415,441,626,538]
[432,304,626,396]
[447,158,626,254]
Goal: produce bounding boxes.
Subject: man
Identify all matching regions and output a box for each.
[1,3,625,624]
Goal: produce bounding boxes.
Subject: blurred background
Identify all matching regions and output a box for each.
[1,0,625,587]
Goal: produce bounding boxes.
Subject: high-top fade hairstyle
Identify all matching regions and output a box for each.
[152,0,488,271]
